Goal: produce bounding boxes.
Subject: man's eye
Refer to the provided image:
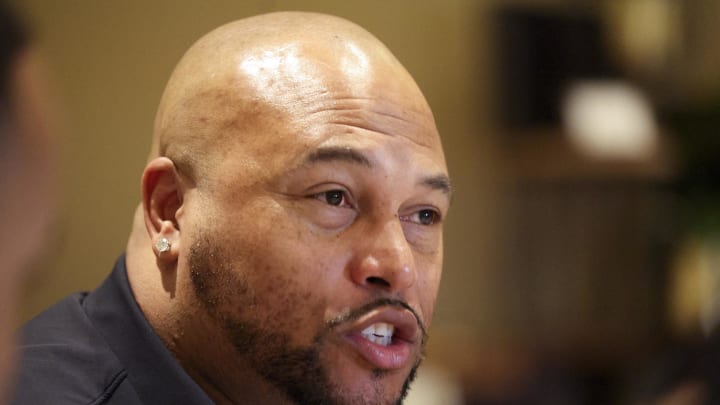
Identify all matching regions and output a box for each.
[402,209,441,226]
[417,209,439,225]
[314,190,350,207]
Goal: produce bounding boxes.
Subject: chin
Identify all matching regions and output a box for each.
[318,341,419,405]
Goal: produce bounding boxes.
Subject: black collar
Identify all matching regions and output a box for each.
[84,256,213,404]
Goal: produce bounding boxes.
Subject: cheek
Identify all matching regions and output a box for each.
[415,256,444,325]
[220,215,343,342]
[198,194,357,342]
[248,264,321,333]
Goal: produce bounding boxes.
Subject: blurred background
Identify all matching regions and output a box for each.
[10,0,720,404]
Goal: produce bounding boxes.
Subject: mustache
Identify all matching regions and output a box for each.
[325,298,428,343]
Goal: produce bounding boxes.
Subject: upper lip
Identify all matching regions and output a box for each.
[341,306,421,345]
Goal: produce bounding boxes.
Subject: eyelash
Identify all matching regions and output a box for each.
[312,189,441,226]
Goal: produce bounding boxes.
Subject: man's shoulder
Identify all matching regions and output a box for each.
[20,292,91,342]
[12,293,141,404]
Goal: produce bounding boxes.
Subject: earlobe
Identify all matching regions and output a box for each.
[155,236,171,254]
[142,157,183,264]
[152,220,180,264]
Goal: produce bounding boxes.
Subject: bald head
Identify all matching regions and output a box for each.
[131,12,448,404]
[151,12,436,185]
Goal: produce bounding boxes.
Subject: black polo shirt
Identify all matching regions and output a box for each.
[12,256,214,404]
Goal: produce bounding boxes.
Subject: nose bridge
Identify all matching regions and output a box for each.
[350,217,417,293]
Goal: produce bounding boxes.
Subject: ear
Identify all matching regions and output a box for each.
[142,157,184,266]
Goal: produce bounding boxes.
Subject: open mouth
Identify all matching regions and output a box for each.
[343,308,421,370]
[360,322,394,346]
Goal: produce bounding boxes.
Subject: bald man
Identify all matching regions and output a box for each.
[13,12,451,405]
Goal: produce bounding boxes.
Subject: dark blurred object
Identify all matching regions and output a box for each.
[628,327,720,405]
[668,95,720,237]
[494,7,615,130]
[0,0,28,114]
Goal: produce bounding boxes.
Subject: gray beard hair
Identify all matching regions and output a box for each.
[187,232,423,405]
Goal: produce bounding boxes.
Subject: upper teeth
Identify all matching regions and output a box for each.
[361,322,395,346]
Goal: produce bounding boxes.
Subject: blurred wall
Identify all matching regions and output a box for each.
[13,0,501,371]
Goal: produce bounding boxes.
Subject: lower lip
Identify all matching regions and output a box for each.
[345,333,413,370]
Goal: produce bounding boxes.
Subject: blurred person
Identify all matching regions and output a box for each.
[0,0,56,400]
[12,11,451,405]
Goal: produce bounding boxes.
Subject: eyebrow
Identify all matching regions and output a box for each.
[305,147,372,167]
[421,174,453,197]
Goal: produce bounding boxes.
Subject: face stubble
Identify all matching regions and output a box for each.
[187,230,425,405]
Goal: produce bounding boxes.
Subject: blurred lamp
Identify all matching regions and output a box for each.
[563,81,658,160]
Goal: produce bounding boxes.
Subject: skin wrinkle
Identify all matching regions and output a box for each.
[130,11,449,405]
[331,103,428,124]
[326,121,425,145]
[314,121,440,155]
[305,96,431,121]
[302,97,437,147]
[308,106,440,152]
[327,109,428,129]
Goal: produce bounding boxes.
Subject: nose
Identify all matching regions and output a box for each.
[349,219,417,294]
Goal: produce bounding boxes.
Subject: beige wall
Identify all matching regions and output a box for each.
[14,0,501,370]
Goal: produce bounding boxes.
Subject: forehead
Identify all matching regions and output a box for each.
[250,47,441,150]
[191,41,446,190]
[244,97,446,187]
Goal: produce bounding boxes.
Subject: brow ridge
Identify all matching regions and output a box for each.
[305,147,372,167]
[421,174,451,193]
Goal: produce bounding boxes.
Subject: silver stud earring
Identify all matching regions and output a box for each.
[156,237,171,253]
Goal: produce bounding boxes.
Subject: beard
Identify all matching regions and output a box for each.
[187,230,424,405]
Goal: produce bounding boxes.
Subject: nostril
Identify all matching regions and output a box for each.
[366,276,390,288]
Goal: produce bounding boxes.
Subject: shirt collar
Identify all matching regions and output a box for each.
[84,255,214,404]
